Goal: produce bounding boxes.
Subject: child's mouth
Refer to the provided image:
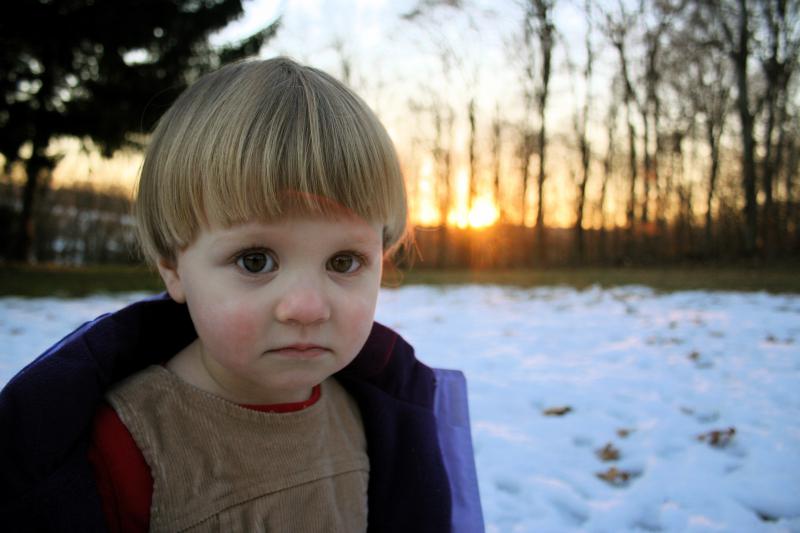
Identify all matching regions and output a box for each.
[268,344,329,358]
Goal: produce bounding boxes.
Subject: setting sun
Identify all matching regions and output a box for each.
[467,197,500,228]
[447,196,500,229]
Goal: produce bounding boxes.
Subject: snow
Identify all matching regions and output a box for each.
[2,285,800,532]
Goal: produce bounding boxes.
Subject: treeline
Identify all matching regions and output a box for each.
[0,177,796,267]
[397,0,800,265]
[0,181,138,264]
[2,1,798,267]
[411,211,796,269]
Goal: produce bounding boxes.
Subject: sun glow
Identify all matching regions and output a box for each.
[468,197,500,228]
[447,196,499,229]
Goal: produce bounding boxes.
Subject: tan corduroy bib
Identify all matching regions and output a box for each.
[107,366,369,532]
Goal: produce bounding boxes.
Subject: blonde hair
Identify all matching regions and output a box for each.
[135,57,407,264]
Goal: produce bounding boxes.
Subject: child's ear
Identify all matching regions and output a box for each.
[156,258,186,303]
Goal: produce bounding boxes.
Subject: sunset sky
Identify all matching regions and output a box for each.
[48,0,658,230]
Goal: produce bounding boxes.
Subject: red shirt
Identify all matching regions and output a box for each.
[87,385,322,533]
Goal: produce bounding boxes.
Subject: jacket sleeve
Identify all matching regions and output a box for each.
[432,369,485,533]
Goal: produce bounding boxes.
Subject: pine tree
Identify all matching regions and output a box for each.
[0,0,280,261]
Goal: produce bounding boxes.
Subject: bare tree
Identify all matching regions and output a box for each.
[600,2,640,255]
[434,99,456,265]
[663,2,732,256]
[525,0,556,262]
[785,117,800,252]
[467,97,478,214]
[516,128,536,229]
[695,0,760,256]
[516,22,537,230]
[598,76,621,263]
[638,5,674,230]
[756,0,800,257]
[572,0,595,264]
[490,103,505,221]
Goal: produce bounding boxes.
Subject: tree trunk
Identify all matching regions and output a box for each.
[13,132,53,262]
[520,133,532,228]
[531,0,554,265]
[575,158,589,264]
[492,104,503,221]
[731,0,759,256]
[467,98,477,214]
[615,39,639,254]
[574,3,593,265]
[761,81,779,259]
[705,120,721,257]
[786,137,799,253]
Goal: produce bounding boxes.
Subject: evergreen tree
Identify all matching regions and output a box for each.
[0,0,280,261]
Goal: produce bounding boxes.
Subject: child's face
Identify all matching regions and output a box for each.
[157,214,384,404]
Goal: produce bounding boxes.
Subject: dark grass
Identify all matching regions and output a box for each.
[0,264,164,297]
[1,263,798,297]
[394,267,800,294]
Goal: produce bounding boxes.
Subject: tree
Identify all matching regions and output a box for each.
[697,0,759,256]
[756,0,800,257]
[664,9,732,257]
[599,76,621,263]
[490,103,505,222]
[600,2,640,255]
[0,0,280,262]
[571,0,595,264]
[525,0,556,263]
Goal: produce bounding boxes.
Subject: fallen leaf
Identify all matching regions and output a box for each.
[542,405,572,416]
[595,442,620,462]
[688,351,700,361]
[596,466,639,487]
[616,428,634,438]
[697,427,736,448]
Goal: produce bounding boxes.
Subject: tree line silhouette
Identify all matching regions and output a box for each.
[1,0,798,267]
[400,0,799,267]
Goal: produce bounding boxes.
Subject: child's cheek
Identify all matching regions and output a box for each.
[345,296,378,341]
[219,305,263,343]
[199,302,264,353]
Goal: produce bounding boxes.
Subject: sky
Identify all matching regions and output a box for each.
[46,0,641,228]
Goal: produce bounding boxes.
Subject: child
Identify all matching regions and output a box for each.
[0,58,482,532]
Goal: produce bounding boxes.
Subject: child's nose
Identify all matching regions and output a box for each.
[274,281,331,325]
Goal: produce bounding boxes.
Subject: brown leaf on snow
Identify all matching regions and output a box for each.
[542,405,572,416]
[688,350,701,361]
[596,466,638,487]
[596,442,621,462]
[697,427,736,448]
[616,428,634,438]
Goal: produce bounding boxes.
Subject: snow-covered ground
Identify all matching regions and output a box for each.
[2,286,799,532]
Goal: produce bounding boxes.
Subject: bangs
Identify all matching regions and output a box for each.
[136,58,407,263]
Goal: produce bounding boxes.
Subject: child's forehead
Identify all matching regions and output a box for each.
[201,215,383,247]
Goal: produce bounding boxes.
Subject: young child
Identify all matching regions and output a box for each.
[0,58,482,532]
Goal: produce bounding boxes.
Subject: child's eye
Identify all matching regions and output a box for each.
[236,250,278,274]
[327,253,363,274]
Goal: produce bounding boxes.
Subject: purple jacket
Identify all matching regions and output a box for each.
[0,294,483,532]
